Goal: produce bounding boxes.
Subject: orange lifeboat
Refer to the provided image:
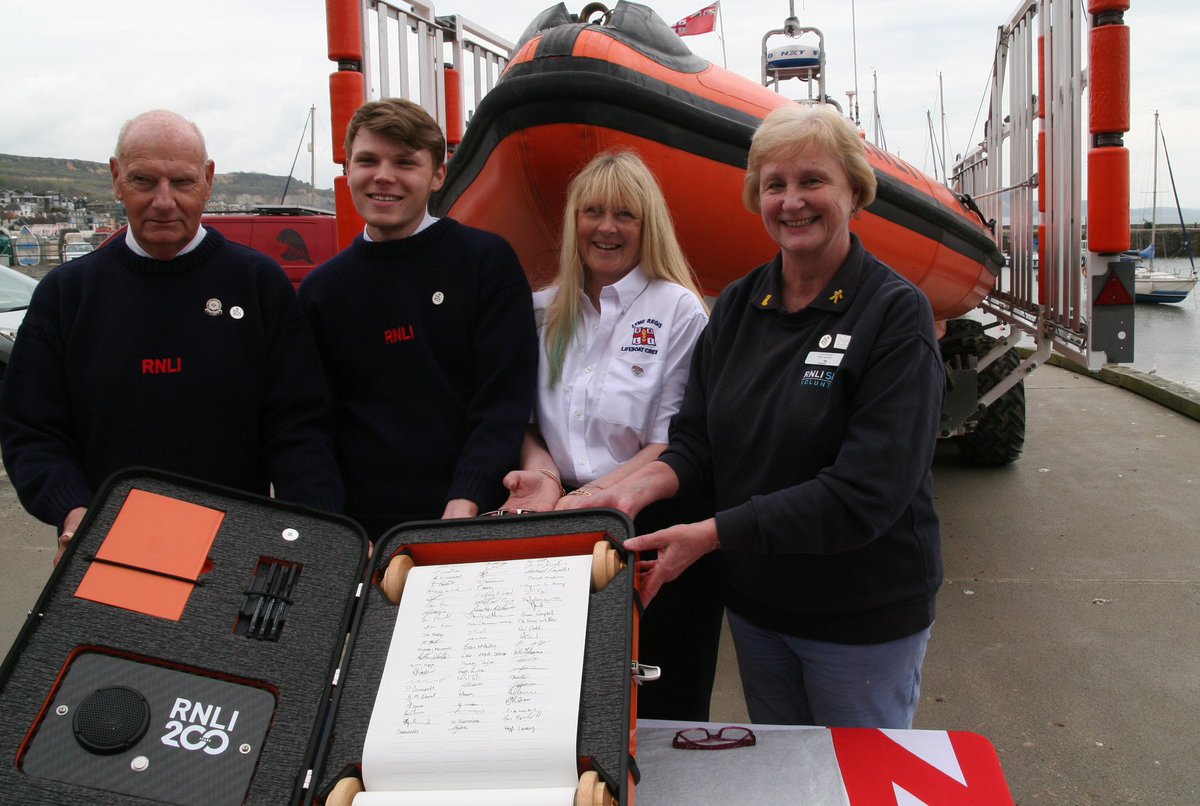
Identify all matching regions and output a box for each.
[434,1,1003,319]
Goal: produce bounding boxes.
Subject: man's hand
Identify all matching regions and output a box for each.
[622,518,719,606]
[55,506,87,566]
[441,499,479,519]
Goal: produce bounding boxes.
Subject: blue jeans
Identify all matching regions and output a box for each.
[728,610,931,729]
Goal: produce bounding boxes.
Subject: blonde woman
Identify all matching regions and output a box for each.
[501,150,723,720]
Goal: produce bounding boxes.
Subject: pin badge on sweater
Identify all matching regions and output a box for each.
[230,306,244,320]
[432,291,445,305]
[205,298,222,316]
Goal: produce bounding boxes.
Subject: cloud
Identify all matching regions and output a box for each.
[3,0,1192,208]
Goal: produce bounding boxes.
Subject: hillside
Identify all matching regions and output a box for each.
[0,153,335,208]
[4,151,1196,226]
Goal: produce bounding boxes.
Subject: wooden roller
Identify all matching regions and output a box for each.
[330,772,612,805]
[591,541,624,592]
[379,553,415,605]
[323,774,364,806]
[383,544,622,604]
[575,770,617,806]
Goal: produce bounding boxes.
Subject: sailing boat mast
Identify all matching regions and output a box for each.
[938,71,949,185]
[871,70,886,149]
[280,107,315,206]
[1149,110,1158,269]
[1158,115,1198,279]
[309,105,316,207]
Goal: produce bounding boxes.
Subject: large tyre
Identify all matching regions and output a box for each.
[940,319,1026,466]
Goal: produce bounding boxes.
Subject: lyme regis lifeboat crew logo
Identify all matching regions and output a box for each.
[623,319,660,355]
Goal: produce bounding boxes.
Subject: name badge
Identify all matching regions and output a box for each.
[805,351,844,367]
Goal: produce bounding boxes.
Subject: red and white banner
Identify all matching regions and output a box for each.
[671,2,718,37]
[636,722,1015,804]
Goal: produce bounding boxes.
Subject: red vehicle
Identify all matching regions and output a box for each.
[99,206,339,289]
[201,206,338,288]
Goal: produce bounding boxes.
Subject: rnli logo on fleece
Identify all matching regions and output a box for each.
[801,368,836,388]
[142,357,183,375]
[384,324,415,344]
[622,319,660,355]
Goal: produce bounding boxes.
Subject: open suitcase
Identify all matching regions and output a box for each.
[0,469,638,805]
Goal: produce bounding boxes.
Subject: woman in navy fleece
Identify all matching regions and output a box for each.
[590,104,946,729]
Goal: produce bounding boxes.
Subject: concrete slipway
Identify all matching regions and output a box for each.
[2,363,1197,804]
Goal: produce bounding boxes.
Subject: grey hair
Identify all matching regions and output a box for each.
[114,110,208,161]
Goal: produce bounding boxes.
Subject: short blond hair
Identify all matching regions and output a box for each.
[743,103,876,214]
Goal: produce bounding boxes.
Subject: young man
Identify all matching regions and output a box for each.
[0,110,344,563]
[299,99,537,539]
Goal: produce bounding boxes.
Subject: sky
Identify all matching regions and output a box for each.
[3,0,1195,210]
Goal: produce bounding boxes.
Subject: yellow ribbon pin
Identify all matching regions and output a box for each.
[828,289,845,304]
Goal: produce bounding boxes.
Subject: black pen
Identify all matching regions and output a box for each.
[247,564,279,637]
[258,563,290,638]
[269,564,300,641]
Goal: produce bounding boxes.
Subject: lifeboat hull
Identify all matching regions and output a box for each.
[434,2,1002,319]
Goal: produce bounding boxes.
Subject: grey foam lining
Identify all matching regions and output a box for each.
[0,470,369,805]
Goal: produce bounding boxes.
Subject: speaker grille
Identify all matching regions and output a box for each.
[73,686,151,754]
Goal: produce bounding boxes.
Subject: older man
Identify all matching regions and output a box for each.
[0,110,343,563]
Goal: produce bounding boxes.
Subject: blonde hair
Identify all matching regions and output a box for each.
[542,150,704,386]
[743,103,876,214]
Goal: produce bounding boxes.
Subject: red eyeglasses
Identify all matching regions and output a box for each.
[672,726,756,750]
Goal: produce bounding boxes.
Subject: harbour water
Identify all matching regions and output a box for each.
[1123,257,1200,391]
[980,256,1200,394]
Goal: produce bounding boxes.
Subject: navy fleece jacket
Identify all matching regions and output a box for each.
[661,235,945,644]
[298,219,537,538]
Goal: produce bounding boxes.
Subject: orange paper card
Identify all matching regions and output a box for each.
[75,563,197,621]
[75,488,225,620]
[94,488,224,580]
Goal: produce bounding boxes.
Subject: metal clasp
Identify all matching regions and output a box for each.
[631,661,661,683]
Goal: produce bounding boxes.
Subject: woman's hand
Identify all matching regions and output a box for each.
[623,518,718,606]
[557,459,680,521]
[552,485,602,511]
[498,469,563,513]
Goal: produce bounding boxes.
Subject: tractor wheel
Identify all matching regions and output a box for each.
[940,319,1026,466]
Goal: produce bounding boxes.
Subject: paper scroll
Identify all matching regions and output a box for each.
[356,555,592,805]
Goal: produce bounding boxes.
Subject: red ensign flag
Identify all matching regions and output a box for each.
[671,2,718,36]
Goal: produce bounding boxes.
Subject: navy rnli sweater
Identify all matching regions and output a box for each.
[0,229,344,527]
[298,219,537,538]
[660,235,945,644]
